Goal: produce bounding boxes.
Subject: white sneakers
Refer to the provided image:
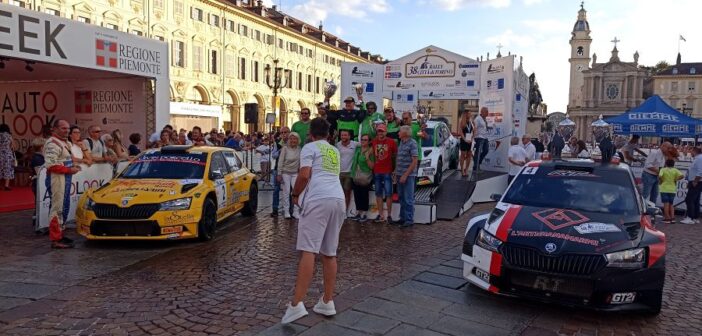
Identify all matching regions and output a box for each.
[680,217,696,225]
[281,298,336,324]
[312,297,337,316]
[281,302,308,324]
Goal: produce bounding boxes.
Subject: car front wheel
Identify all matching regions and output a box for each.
[242,183,258,217]
[433,159,443,186]
[197,198,217,241]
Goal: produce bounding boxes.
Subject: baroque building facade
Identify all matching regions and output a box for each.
[566,4,647,141]
[3,0,381,132]
[652,55,702,119]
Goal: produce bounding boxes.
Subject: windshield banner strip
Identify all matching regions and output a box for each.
[135,158,206,166]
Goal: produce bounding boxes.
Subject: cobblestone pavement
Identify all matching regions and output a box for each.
[0,193,701,335]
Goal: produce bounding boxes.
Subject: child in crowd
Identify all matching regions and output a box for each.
[659,159,684,224]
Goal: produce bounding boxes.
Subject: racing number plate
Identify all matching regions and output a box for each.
[474,268,490,282]
[161,226,183,234]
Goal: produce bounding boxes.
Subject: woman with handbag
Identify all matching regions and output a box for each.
[0,124,17,191]
[277,132,302,219]
[350,134,375,222]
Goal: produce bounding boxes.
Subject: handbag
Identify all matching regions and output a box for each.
[352,149,373,186]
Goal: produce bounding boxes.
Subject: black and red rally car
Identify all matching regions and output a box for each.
[461,159,666,313]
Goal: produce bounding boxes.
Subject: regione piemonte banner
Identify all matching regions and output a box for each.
[0,3,170,136]
[479,55,516,173]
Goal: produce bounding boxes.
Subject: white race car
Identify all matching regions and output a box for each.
[417,121,459,186]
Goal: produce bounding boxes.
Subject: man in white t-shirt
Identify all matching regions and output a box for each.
[641,142,672,203]
[522,134,536,161]
[336,129,358,211]
[473,107,492,172]
[508,136,528,185]
[283,118,345,325]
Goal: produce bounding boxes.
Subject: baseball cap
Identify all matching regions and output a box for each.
[343,96,355,103]
[376,124,387,132]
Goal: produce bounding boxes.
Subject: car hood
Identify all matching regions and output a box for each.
[90,178,203,205]
[496,205,643,255]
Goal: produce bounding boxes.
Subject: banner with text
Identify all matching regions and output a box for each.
[478,55,516,173]
[0,78,146,153]
[513,66,530,137]
[340,63,385,107]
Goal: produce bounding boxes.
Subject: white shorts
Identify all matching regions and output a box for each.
[296,198,345,256]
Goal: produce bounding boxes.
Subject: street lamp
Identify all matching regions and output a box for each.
[680,103,693,116]
[264,59,291,127]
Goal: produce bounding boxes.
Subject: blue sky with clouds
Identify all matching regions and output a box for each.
[268,0,701,113]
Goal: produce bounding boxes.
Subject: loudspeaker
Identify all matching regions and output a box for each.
[244,103,258,124]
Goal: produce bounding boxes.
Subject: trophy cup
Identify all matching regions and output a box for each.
[352,82,365,103]
[558,115,577,157]
[323,80,337,107]
[591,115,611,144]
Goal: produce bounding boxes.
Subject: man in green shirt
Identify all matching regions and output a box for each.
[291,107,312,144]
[384,107,401,143]
[358,101,385,141]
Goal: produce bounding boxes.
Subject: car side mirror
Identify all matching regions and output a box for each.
[490,194,502,201]
[646,207,661,217]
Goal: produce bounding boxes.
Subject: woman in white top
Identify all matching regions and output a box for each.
[576,140,591,158]
[69,125,93,166]
[111,129,129,161]
[276,132,302,219]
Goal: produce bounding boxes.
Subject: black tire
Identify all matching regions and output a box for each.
[433,159,443,186]
[242,182,258,217]
[448,147,458,170]
[197,198,217,241]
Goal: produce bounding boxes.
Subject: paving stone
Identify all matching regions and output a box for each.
[440,259,463,269]
[0,282,63,300]
[298,322,367,336]
[428,315,510,336]
[519,327,559,336]
[331,310,400,335]
[426,265,464,278]
[385,323,450,336]
[353,297,442,328]
[255,323,307,336]
[394,280,472,305]
[413,272,467,289]
[441,302,534,330]
[0,297,31,311]
[373,286,453,312]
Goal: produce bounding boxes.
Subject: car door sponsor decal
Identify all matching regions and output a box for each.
[547,170,598,178]
[509,230,599,247]
[214,179,227,209]
[522,166,538,175]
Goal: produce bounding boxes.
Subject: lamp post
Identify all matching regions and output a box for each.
[264,59,291,128]
[680,103,693,116]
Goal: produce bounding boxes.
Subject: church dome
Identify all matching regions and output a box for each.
[573,5,590,32]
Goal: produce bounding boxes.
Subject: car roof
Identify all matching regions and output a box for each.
[158,145,233,154]
[525,159,632,173]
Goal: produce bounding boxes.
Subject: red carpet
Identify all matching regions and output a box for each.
[0,186,35,213]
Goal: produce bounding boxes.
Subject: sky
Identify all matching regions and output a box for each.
[264,0,702,113]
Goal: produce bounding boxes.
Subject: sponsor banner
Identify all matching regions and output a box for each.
[390,91,418,116]
[418,90,479,100]
[1,79,146,153]
[382,45,479,92]
[36,162,116,230]
[513,67,530,137]
[170,102,222,118]
[340,63,385,106]
[479,55,516,173]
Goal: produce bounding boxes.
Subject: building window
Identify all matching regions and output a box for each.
[173,41,185,67]
[153,0,164,10]
[44,8,60,16]
[286,70,292,89]
[298,46,303,54]
[671,81,679,92]
[174,1,184,16]
[225,52,235,77]
[193,44,202,71]
[9,1,27,8]
[209,14,219,27]
[225,20,235,32]
[239,57,246,80]
[278,38,283,48]
[238,25,248,37]
[105,23,119,30]
[297,72,302,90]
[307,74,312,92]
[692,68,697,75]
[307,49,313,58]
[255,30,261,41]
[130,30,143,36]
[689,81,696,92]
[77,16,91,24]
[210,50,218,74]
[191,7,204,22]
[252,61,259,82]
[315,76,320,94]
[155,35,165,41]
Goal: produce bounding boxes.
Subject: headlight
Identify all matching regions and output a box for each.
[159,197,192,211]
[476,229,503,252]
[605,248,646,268]
[84,197,95,211]
[419,159,432,168]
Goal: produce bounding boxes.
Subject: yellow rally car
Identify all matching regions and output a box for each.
[76,145,257,241]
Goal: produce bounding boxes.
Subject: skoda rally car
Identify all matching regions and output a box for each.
[461,159,666,313]
[76,146,257,241]
[417,121,459,186]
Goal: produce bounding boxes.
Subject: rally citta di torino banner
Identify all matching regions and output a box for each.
[0,78,146,153]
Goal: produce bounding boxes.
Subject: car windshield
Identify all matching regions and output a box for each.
[502,167,640,214]
[120,152,207,179]
[421,128,435,148]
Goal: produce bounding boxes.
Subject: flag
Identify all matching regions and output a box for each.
[680,35,687,42]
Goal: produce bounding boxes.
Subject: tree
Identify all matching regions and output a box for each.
[640,61,670,75]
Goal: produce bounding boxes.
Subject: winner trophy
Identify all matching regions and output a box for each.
[353,82,365,105]
[323,80,337,107]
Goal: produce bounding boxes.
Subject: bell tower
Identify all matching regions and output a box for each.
[568,2,592,110]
